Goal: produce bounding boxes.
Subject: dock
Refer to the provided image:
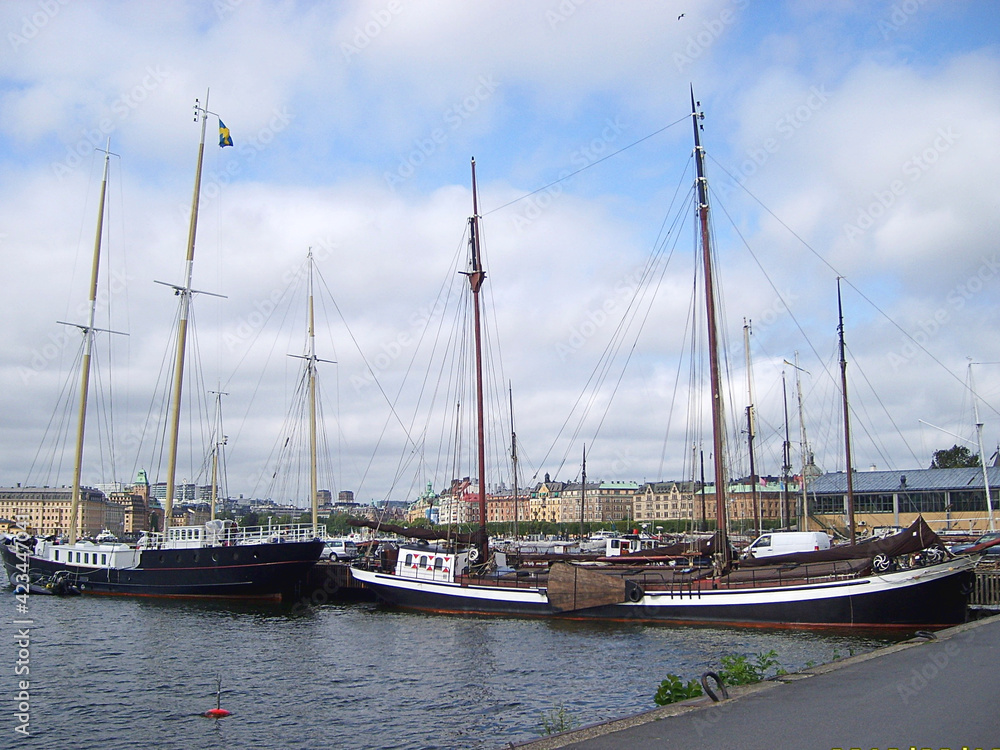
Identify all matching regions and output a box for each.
[300,560,375,603]
[513,612,1000,750]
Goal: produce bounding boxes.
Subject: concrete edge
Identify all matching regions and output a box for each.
[508,613,1000,750]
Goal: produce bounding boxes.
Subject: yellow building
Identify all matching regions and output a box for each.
[0,486,121,537]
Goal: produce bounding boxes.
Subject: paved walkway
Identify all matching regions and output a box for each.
[513,614,1000,750]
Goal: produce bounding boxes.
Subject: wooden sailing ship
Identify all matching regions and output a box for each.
[352,92,977,627]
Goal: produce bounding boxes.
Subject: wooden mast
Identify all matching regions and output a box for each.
[467,158,489,563]
[510,382,519,541]
[307,249,319,536]
[837,278,856,544]
[66,140,115,545]
[792,351,811,531]
[691,87,729,571]
[580,445,587,541]
[208,388,228,522]
[163,92,211,539]
[288,249,333,537]
[781,371,792,528]
[744,319,760,535]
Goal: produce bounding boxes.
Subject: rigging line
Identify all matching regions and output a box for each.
[483,115,690,216]
[560,159,694,469]
[222,259,300,455]
[660,253,700,478]
[570,188,692,458]
[846,341,922,469]
[707,153,1000,422]
[357,229,469,499]
[539,184,695,477]
[708,184,832,385]
[587,198,689,453]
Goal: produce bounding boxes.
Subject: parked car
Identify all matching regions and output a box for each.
[322,538,358,561]
[950,532,1000,556]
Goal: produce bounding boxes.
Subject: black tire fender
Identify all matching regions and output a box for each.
[701,671,729,702]
[625,581,644,602]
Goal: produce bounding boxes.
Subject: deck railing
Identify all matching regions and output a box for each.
[138,523,320,549]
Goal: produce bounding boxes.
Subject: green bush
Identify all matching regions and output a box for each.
[717,649,786,686]
[540,705,576,735]
[653,674,704,706]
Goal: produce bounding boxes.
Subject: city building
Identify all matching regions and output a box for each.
[0,486,123,537]
[808,466,1000,535]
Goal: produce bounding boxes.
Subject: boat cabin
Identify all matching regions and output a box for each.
[394,544,469,582]
[36,539,140,569]
[604,534,659,557]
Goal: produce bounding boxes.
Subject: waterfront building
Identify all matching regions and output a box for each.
[556,481,602,524]
[808,466,1000,535]
[0,485,123,537]
[485,489,529,525]
[595,481,639,522]
[634,481,700,523]
[529,476,566,524]
[436,478,480,525]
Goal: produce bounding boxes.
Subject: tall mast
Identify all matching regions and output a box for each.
[66,140,118,544]
[837,278,856,544]
[580,445,587,541]
[162,91,222,537]
[969,361,995,531]
[691,87,729,571]
[791,351,810,531]
[208,387,228,522]
[307,250,319,536]
[744,319,759,535]
[288,249,333,537]
[510,382,519,541]
[466,158,489,563]
[781,371,792,528]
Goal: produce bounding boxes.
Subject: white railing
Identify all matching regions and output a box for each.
[138,522,321,550]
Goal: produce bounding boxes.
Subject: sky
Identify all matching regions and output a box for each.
[2,0,999,508]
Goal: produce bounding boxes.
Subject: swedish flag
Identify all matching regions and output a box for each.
[218,119,233,148]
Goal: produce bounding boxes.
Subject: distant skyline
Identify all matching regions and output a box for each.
[2,1,999,507]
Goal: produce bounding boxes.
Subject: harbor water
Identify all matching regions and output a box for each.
[7,595,905,750]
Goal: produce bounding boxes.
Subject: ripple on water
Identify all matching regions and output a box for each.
[21,596,904,750]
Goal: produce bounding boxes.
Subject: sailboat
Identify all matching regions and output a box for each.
[2,94,323,600]
[351,93,977,628]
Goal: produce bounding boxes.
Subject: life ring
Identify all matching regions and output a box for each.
[701,671,729,702]
[468,547,480,563]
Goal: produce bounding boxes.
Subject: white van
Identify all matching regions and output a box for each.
[322,538,358,561]
[742,531,830,559]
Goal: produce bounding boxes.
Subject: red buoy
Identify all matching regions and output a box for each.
[202,676,231,718]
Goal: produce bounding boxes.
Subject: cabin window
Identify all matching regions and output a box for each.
[404,553,414,566]
[84,553,89,564]
[419,555,429,568]
[101,554,107,565]
[434,557,444,571]
[54,550,60,561]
